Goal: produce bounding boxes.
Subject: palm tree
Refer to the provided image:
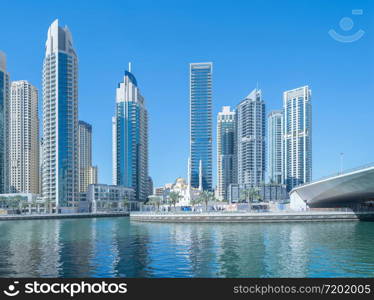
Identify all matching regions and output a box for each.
[240,187,261,211]
[10,196,20,214]
[199,191,214,211]
[122,196,130,212]
[20,200,29,215]
[168,191,182,211]
[148,196,162,211]
[190,195,201,210]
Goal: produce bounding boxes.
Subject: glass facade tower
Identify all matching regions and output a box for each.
[268,110,283,184]
[42,20,79,212]
[189,62,213,191]
[112,67,148,202]
[217,106,236,200]
[0,51,9,194]
[283,86,312,191]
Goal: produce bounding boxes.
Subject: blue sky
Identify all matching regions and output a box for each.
[0,0,373,187]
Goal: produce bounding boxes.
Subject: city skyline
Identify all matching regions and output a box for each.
[0,0,372,188]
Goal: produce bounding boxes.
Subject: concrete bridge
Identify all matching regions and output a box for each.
[290,164,374,211]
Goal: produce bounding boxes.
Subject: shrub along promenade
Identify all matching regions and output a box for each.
[130,210,374,223]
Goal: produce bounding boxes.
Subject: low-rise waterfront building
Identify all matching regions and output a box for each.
[86,184,135,212]
[227,184,288,203]
[0,193,48,214]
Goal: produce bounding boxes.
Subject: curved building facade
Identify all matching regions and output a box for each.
[290,164,374,210]
[112,67,148,202]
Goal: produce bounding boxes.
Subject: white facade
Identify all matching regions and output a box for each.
[9,81,39,194]
[236,89,265,187]
[87,184,135,212]
[268,110,283,184]
[283,86,312,191]
[42,19,79,212]
[217,106,236,200]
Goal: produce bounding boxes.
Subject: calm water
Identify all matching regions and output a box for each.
[0,217,373,277]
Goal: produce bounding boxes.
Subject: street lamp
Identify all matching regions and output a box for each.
[340,153,344,174]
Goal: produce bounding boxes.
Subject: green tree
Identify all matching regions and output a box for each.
[20,200,29,215]
[122,196,130,212]
[9,196,20,214]
[240,187,261,210]
[148,196,162,211]
[199,191,215,211]
[168,191,182,210]
[190,195,201,208]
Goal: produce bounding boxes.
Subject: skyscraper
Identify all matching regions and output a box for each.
[9,81,39,194]
[42,20,79,212]
[217,106,236,200]
[283,86,312,190]
[189,62,213,191]
[236,88,265,187]
[78,121,97,192]
[0,51,10,194]
[112,65,148,202]
[268,110,283,184]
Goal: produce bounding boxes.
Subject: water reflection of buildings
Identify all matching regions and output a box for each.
[261,224,310,277]
[0,220,60,277]
[0,219,372,278]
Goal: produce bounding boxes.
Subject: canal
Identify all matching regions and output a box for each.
[0,217,373,277]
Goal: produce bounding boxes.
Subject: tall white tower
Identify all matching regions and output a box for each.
[10,81,39,194]
[236,88,265,188]
[42,19,79,212]
[283,86,312,191]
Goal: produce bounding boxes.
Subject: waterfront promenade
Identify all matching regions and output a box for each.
[0,211,129,221]
[130,210,374,223]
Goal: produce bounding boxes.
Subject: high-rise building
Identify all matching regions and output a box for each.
[283,86,312,190]
[236,88,265,187]
[9,81,39,194]
[268,110,283,184]
[78,121,97,192]
[217,106,236,200]
[189,62,213,191]
[147,176,153,197]
[88,166,98,186]
[42,19,79,212]
[39,137,44,195]
[0,51,10,194]
[112,65,148,202]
